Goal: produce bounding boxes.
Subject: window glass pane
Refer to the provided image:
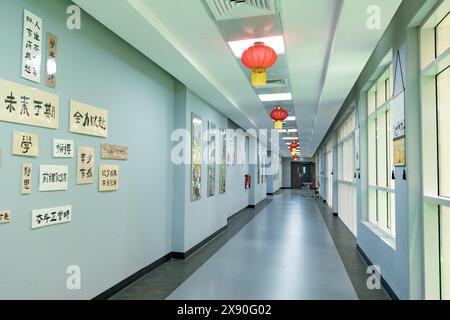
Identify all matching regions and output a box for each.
[377,190,388,232]
[377,78,386,107]
[368,119,376,185]
[377,112,387,187]
[368,86,376,115]
[369,188,377,224]
[441,206,450,300]
[437,68,450,197]
[437,13,450,57]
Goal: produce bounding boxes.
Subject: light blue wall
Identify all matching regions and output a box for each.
[172,85,252,252]
[0,0,174,299]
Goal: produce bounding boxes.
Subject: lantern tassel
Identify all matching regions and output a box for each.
[274,120,283,130]
[252,68,266,87]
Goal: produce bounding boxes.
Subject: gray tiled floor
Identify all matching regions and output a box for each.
[167,190,358,300]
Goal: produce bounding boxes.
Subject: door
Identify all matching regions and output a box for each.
[291,162,302,189]
[300,163,313,184]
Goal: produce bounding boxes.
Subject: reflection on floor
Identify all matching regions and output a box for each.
[113,190,390,300]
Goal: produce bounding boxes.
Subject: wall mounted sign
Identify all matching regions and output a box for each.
[21,10,42,83]
[53,139,74,158]
[99,164,119,192]
[39,165,68,191]
[46,33,57,88]
[70,100,108,137]
[0,79,59,129]
[101,143,128,160]
[31,205,71,229]
[22,163,32,194]
[191,113,202,201]
[12,131,39,157]
[77,147,94,185]
[0,210,12,224]
[394,138,406,167]
[207,121,216,197]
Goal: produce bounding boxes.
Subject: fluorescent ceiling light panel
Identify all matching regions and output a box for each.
[285,116,296,121]
[287,129,298,133]
[228,36,285,58]
[258,93,292,102]
[282,137,298,140]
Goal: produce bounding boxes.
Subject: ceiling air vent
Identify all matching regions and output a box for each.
[265,78,288,88]
[205,0,277,21]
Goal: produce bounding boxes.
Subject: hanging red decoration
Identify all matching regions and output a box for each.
[293,154,299,161]
[289,141,299,150]
[241,42,278,87]
[270,107,288,129]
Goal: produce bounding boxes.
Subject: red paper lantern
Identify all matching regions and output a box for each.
[293,154,299,161]
[241,42,277,87]
[270,107,288,129]
[289,141,299,149]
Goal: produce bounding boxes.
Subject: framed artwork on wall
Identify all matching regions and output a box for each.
[219,129,226,194]
[191,113,202,201]
[207,121,216,197]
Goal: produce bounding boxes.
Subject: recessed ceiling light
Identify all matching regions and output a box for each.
[287,129,298,132]
[258,93,292,102]
[285,116,296,121]
[282,137,298,140]
[228,36,285,58]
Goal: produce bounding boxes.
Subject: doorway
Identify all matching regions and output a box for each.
[291,162,314,189]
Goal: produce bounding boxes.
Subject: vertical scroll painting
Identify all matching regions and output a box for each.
[22,163,32,194]
[219,129,226,194]
[46,33,57,88]
[207,122,216,197]
[21,10,42,83]
[191,113,202,201]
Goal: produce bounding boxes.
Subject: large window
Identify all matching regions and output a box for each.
[367,65,396,237]
[421,2,450,300]
[337,113,356,235]
[325,139,333,207]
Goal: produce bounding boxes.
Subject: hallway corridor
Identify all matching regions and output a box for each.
[168,191,357,299]
[113,190,387,300]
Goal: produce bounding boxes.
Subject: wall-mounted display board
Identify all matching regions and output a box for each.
[207,121,216,197]
[31,205,71,229]
[101,143,128,160]
[0,210,12,225]
[39,165,68,191]
[70,100,108,137]
[392,51,406,167]
[21,10,42,83]
[22,163,32,194]
[77,147,94,185]
[12,131,39,157]
[99,164,119,192]
[53,139,74,158]
[191,113,202,201]
[219,129,226,194]
[0,79,59,129]
[46,33,57,88]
